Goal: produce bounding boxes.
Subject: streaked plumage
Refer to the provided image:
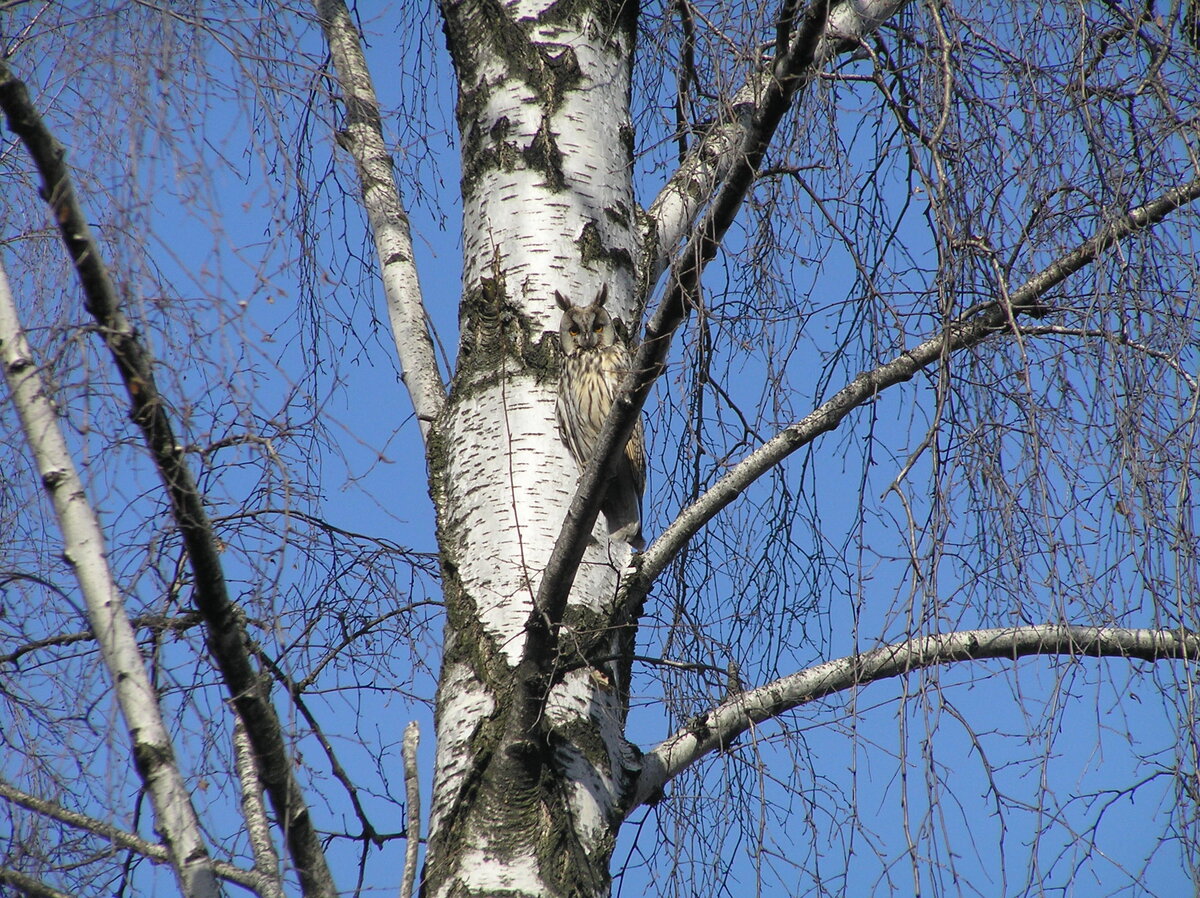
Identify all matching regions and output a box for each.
[555,286,646,548]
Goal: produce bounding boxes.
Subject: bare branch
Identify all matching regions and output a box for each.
[0,59,337,898]
[641,0,909,292]
[533,0,838,675]
[234,719,284,898]
[0,611,202,667]
[1015,324,1200,393]
[0,780,261,891]
[254,651,388,846]
[0,258,220,898]
[0,867,72,898]
[402,721,421,898]
[634,174,1200,593]
[313,0,447,443]
[629,625,1200,812]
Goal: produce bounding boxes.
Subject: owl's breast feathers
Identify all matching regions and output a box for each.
[557,344,645,498]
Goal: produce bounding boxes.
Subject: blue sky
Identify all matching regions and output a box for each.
[2,2,1198,896]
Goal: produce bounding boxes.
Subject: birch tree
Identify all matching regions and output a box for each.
[1,1,1199,897]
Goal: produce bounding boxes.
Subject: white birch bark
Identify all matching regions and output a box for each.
[426,1,925,893]
[629,625,1200,810]
[427,1,641,894]
[234,719,283,898]
[314,0,446,442]
[0,258,221,898]
[401,721,421,898]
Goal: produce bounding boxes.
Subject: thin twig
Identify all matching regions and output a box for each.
[0,780,261,890]
[632,173,1200,597]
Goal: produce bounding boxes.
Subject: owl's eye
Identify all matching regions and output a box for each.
[593,325,604,333]
[569,326,580,335]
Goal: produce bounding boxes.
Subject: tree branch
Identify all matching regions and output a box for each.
[629,625,1200,811]
[633,173,1200,594]
[640,0,909,292]
[0,259,220,898]
[313,0,447,443]
[533,0,837,672]
[0,867,72,898]
[401,721,421,898]
[0,610,203,667]
[0,780,261,891]
[233,719,284,898]
[251,647,405,849]
[0,60,336,898]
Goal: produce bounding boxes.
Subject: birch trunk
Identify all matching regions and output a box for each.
[425,1,641,894]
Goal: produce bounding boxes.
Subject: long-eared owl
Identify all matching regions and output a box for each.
[555,286,646,549]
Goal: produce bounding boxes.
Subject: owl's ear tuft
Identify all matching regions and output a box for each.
[555,291,571,311]
[594,285,608,307]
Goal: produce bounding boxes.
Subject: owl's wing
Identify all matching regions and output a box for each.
[597,343,646,498]
[625,416,646,499]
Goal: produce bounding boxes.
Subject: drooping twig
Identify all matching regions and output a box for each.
[642,0,910,291]
[633,173,1200,591]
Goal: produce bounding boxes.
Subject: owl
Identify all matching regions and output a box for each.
[555,286,646,549]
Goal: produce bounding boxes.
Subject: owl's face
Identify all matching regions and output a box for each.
[556,286,616,355]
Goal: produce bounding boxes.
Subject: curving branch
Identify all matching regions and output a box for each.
[313,0,447,443]
[253,648,403,851]
[632,173,1200,596]
[628,625,1200,812]
[0,60,337,898]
